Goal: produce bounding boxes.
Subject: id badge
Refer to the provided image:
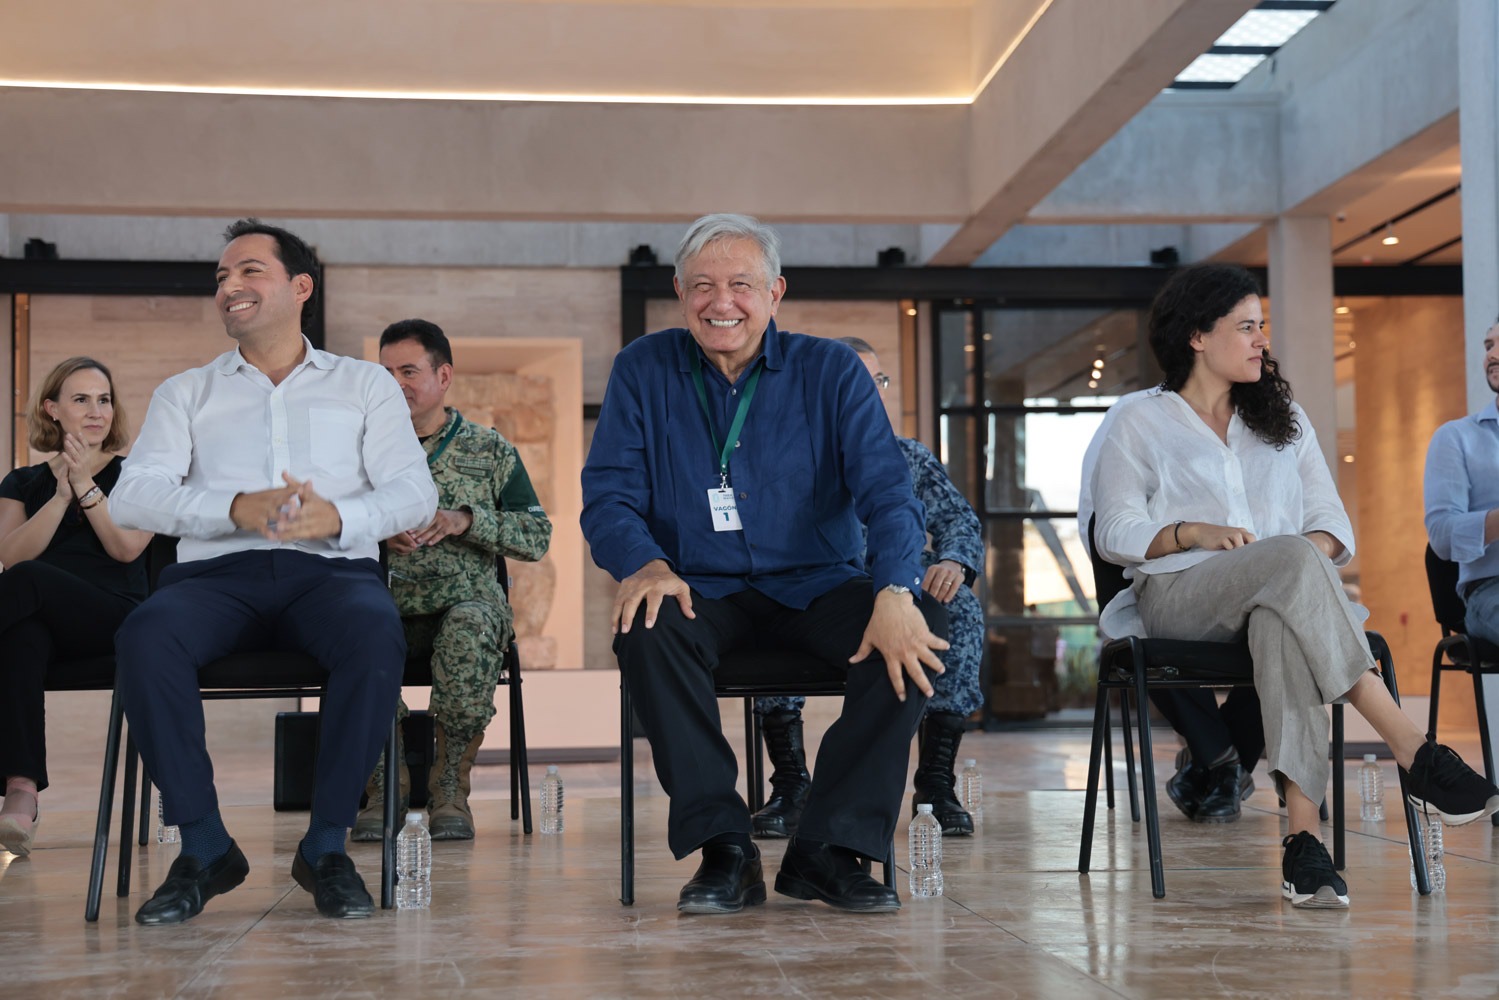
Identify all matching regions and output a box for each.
[707,488,743,532]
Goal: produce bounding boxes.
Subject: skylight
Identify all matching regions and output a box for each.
[1169,2,1333,90]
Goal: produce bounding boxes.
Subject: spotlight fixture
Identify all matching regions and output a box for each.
[905,307,918,317]
[1088,379,1098,389]
[1381,224,1399,247]
[876,247,907,268]
[628,244,658,266]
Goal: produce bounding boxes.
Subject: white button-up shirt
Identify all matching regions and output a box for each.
[113,338,437,565]
[1092,392,1355,638]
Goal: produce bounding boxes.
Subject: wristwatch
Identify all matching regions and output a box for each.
[882,584,913,596]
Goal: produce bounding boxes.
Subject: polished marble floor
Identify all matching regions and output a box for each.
[5,709,1499,999]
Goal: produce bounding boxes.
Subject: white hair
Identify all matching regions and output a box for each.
[674,213,782,285]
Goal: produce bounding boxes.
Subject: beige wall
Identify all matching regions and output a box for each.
[1352,296,1468,726]
[325,267,618,404]
[26,295,230,463]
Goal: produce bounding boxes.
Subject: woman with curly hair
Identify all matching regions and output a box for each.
[0,357,152,856]
[1093,263,1498,908]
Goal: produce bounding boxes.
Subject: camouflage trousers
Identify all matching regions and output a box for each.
[757,583,984,718]
[396,599,515,741]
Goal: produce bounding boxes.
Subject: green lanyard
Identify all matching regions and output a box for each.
[689,351,764,489]
[426,410,464,466]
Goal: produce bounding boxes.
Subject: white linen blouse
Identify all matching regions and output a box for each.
[1091,392,1356,639]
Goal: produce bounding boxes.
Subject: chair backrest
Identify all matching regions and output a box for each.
[146,534,179,591]
[1087,515,1130,610]
[1425,544,1467,635]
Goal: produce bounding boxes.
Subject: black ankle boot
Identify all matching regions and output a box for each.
[751,710,811,839]
[912,711,974,836]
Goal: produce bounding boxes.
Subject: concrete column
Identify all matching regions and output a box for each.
[1459,0,1499,753]
[1461,0,1499,410]
[1266,215,1337,475]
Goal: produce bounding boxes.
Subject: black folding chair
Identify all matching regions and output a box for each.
[1423,544,1499,827]
[1078,520,1430,898]
[619,649,898,906]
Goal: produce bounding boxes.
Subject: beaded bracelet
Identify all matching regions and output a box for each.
[77,486,105,510]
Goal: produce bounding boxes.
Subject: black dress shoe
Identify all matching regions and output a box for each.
[292,851,375,919]
[775,837,900,913]
[1195,761,1252,823]
[1166,747,1207,820]
[678,843,766,914]
[135,841,250,926]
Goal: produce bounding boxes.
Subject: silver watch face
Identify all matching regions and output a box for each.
[884,584,912,595]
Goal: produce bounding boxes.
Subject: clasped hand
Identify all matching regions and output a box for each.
[230,472,342,541]
[50,433,95,501]
[386,508,473,555]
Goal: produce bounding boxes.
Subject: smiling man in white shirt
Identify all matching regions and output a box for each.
[111,220,437,926]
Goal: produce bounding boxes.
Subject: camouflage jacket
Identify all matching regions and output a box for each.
[861,437,983,585]
[389,407,552,617]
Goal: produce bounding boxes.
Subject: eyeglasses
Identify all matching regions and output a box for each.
[872,373,891,390]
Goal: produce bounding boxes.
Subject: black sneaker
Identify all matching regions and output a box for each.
[1403,741,1499,826]
[1280,831,1348,909]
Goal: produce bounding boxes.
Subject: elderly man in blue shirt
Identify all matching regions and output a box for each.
[1426,320,1499,647]
[582,213,949,914]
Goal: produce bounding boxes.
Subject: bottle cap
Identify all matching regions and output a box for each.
[917,803,934,814]
[1363,754,1377,763]
[546,765,559,774]
[406,811,423,823]
[964,758,977,767]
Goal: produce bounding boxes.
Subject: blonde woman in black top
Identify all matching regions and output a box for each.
[0,357,151,856]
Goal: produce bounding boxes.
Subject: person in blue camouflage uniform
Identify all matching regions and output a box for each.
[755,337,984,837]
[354,319,552,841]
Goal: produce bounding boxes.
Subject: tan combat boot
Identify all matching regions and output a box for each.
[429,723,484,841]
[352,739,409,842]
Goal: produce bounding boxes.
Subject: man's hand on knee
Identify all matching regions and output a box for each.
[613,559,693,634]
[849,589,948,702]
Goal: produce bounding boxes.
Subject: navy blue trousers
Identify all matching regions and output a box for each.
[115,550,405,828]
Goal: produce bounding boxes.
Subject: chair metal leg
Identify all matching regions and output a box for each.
[1369,632,1430,894]
[510,683,521,821]
[883,843,896,889]
[741,700,761,812]
[117,734,140,898]
[1078,683,1110,875]
[1117,689,1140,823]
[620,675,635,906]
[511,673,533,835]
[86,689,127,922]
[1129,644,1166,898]
[137,766,152,847]
[1332,704,1345,871]
[1471,668,1499,828]
[1427,651,1443,743]
[1102,689,1115,811]
[381,716,398,910]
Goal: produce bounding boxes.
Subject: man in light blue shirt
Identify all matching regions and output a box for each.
[1425,321,1499,644]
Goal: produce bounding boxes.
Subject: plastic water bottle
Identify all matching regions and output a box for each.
[156,795,179,844]
[959,758,983,826]
[541,765,564,835]
[908,803,943,898]
[1358,754,1385,822]
[395,811,432,910]
[1410,815,1447,892]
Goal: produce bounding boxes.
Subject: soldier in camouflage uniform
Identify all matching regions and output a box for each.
[756,337,984,837]
[354,319,552,841]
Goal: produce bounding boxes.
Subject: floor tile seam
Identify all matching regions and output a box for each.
[939,895,1135,999]
[166,883,299,997]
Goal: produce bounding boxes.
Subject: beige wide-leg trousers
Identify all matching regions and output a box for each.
[1135,534,1373,802]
